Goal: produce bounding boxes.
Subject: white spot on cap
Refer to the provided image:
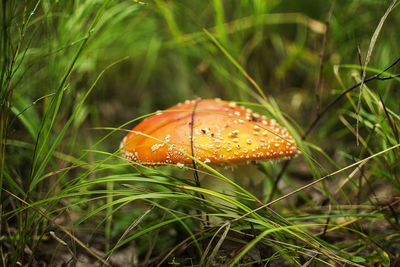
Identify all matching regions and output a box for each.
[228,130,239,137]
[151,143,165,152]
[177,163,184,168]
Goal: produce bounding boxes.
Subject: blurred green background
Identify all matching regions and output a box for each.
[1,0,400,266]
[6,0,399,147]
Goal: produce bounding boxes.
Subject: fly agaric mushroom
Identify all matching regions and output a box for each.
[121,98,297,166]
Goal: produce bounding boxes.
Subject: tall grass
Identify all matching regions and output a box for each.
[1,0,399,266]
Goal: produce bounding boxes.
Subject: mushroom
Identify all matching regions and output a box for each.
[121,98,298,213]
[121,98,297,166]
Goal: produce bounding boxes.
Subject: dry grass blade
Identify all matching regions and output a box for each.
[356,0,398,144]
[200,222,230,266]
[102,206,153,266]
[3,189,110,266]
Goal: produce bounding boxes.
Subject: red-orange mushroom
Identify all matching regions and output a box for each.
[121,98,297,166]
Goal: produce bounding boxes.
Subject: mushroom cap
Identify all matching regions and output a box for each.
[121,98,297,165]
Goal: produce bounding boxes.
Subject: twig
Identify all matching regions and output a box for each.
[190,98,202,188]
[268,56,400,202]
[190,98,209,227]
[356,0,398,145]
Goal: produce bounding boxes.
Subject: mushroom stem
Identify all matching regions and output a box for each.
[202,163,265,202]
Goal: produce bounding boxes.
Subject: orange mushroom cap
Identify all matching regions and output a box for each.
[121,98,297,166]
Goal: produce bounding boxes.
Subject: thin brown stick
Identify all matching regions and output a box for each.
[268,56,400,202]
[356,0,398,145]
[190,98,202,187]
[189,98,209,227]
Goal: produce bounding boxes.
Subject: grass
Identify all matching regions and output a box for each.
[1,0,400,266]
